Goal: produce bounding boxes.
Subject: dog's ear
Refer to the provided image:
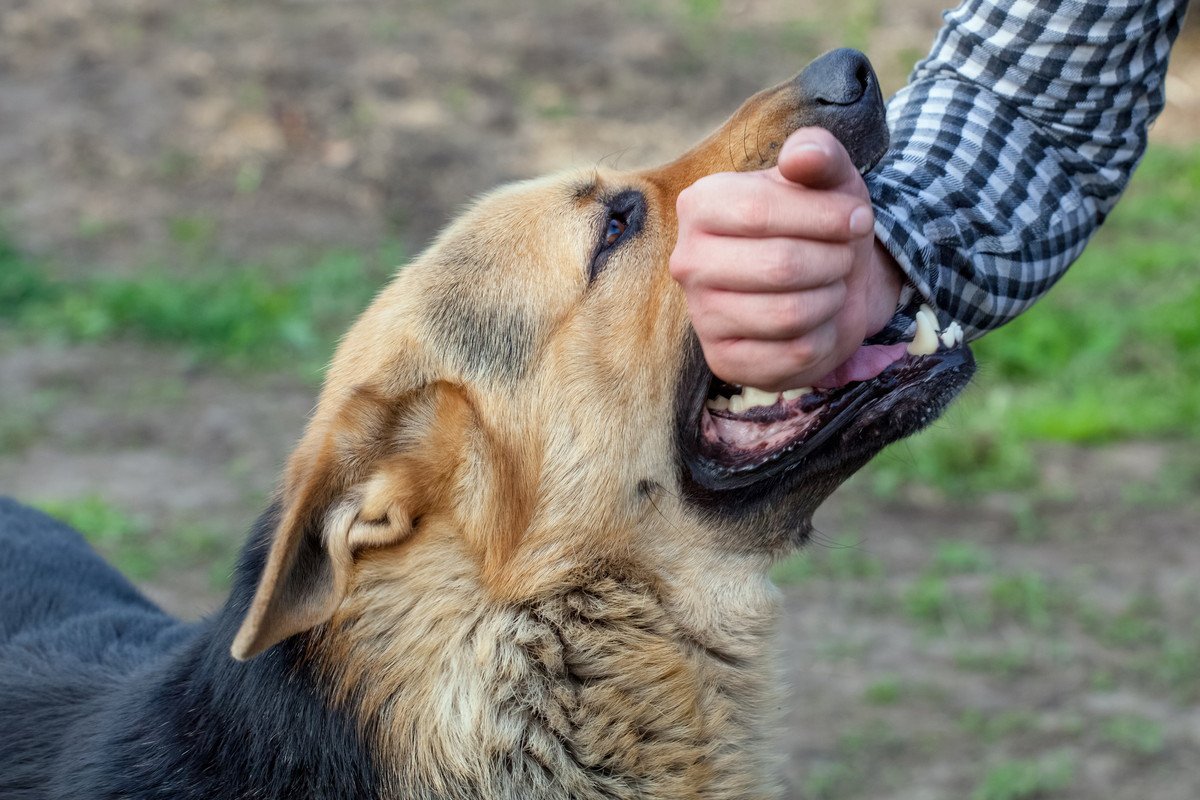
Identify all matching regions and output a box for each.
[231,383,469,661]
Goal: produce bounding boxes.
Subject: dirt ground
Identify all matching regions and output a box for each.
[2,1,1199,797]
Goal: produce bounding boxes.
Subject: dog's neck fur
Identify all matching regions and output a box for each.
[315,524,785,800]
[35,515,782,800]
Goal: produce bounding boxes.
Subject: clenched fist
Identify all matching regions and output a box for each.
[670,127,903,392]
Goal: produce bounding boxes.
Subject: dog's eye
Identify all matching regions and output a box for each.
[589,190,644,283]
[604,215,627,247]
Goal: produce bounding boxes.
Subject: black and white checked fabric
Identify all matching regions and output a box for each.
[865,0,1190,342]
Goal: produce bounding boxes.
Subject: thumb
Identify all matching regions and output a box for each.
[776,127,860,191]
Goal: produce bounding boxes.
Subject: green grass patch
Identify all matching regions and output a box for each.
[863,675,903,705]
[902,567,1073,635]
[34,495,238,589]
[1,238,401,380]
[953,643,1039,677]
[959,709,1040,743]
[972,753,1075,800]
[1139,634,1200,703]
[772,534,884,584]
[35,495,160,580]
[989,572,1058,631]
[800,760,858,800]
[1099,714,1165,756]
[903,573,992,632]
[867,144,1200,496]
[1080,593,1168,649]
[932,539,995,576]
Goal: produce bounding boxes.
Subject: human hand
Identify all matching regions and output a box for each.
[669,127,903,392]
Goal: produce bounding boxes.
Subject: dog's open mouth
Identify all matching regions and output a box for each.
[680,305,976,495]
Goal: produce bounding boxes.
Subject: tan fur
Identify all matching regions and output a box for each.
[234,73,853,798]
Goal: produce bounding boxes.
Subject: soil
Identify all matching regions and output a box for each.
[2,2,1198,797]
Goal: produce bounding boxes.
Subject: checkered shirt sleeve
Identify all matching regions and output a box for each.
[865,0,1190,342]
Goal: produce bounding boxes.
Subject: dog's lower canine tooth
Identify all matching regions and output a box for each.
[917,304,939,331]
[728,393,747,413]
[781,387,811,401]
[907,307,939,356]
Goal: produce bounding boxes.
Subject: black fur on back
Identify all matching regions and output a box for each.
[0,497,382,799]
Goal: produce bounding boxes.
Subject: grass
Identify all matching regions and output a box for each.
[772,533,885,584]
[863,676,903,705]
[989,572,1057,631]
[1099,714,1165,757]
[972,753,1075,800]
[866,144,1200,496]
[35,495,237,587]
[35,495,160,580]
[932,539,994,576]
[0,237,401,381]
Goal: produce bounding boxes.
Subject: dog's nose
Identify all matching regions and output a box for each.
[793,48,889,173]
[798,48,873,106]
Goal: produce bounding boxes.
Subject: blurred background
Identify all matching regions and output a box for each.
[1,1,1198,797]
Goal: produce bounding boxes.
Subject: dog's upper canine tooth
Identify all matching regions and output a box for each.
[907,306,940,356]
[741,387,777,409]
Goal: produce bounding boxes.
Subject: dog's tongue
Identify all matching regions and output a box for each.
[813,342,909,390]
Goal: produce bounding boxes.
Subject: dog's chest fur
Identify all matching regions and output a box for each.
[320,545,783,800]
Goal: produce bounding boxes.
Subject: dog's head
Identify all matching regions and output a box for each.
[231,50,973,660]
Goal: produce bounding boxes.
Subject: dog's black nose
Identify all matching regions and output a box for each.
[793,48,889,173]
[798,48,873,106]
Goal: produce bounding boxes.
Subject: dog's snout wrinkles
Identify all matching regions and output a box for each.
[799,48,873,106]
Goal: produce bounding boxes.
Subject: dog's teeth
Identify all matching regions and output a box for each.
[939,320,963,349]
[781,387,811,401]
[728,393,747,413]
[917,304,940,332]
[907,305,940,356]
[706,396,731,412]
[741,387,777,409]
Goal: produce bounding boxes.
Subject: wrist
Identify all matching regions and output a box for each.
[863,238,904,337]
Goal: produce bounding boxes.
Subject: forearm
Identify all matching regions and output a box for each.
[867,0,1190,340]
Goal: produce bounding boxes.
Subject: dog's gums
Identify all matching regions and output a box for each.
[683,304,975,492]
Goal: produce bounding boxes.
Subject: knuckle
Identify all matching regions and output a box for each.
[811,280,846,317]
[675,182,701,218]
[831,245,856,279]
[729,188,772,237]
[761,242,799,289]
[769,294,809,337]
[704,343,737,374]
[667,247,694,281]
[783,338,819,371]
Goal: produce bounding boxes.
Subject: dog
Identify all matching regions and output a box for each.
[0,49,974,799]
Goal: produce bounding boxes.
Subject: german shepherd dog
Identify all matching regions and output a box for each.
[1,50,973,799]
